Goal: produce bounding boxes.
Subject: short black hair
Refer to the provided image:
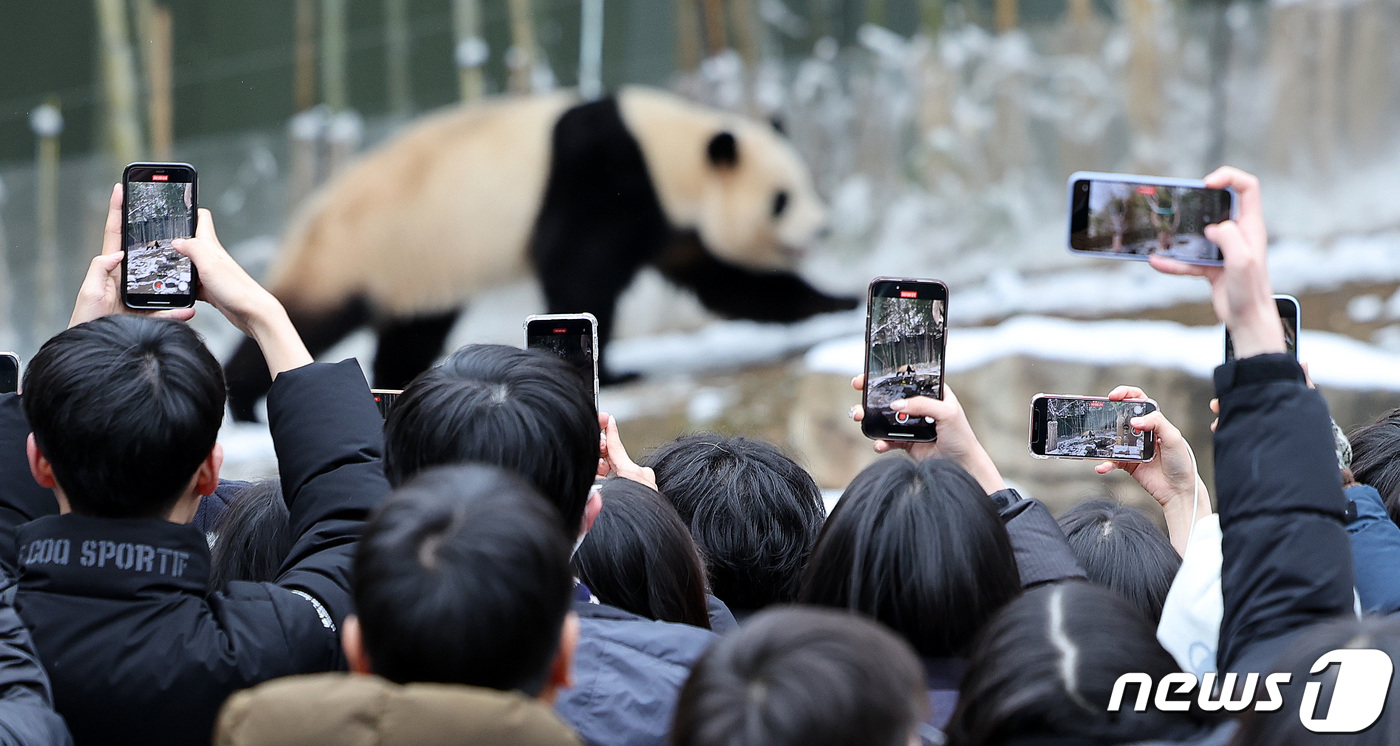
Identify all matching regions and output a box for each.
[1349,409,1400,524]
[1056,499,1181,623]
[948,582,1223,746]
[22,316,226,518]
[643,433,824,612]
[574,477,711,629]
[671,606,925,746]
[353,464,574,695]
[383,344,598,533]
[799,455,1020,658]
[210,480,291,592]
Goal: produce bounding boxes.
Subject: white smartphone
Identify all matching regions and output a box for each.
[1067,171,1236,266]
[524,313,600,409]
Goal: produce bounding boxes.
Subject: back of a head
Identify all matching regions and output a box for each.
[1057,499,1181,623]
[948,581,1220,746]
[798,456,1020,659]
[1233,615,1400,746]
[210,480,291,591]
[574,477,711,629]
[22,316,225,518]
[671,606,925,746]
[1349,409,1400,523]
[353,464,574,694]
[383,344,598,532]
[643,433,824,611]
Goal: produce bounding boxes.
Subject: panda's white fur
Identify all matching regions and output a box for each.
[266,87,826,318]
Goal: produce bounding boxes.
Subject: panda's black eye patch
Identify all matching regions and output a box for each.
[772,190,789,218]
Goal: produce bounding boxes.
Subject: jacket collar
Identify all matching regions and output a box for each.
[16,514,211,600]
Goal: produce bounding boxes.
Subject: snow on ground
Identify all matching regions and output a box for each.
[805,314,1400,391]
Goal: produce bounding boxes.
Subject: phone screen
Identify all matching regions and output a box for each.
[1225,296,1299,361]
[1069,176,1231,264]
[372,389,402,419]
[0,354,17,395]
[1032,397,1157,461]
[863,279,947,442]
[525,315,598,407]
[123,164,196,308]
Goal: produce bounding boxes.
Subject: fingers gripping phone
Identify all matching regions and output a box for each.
[525,313,600,409]
[1029,395,1157,462]
[862,278,947,443]
[0,353,18,395]
[1225,295,1299,362]
[122,162,198,309]
[1067,172,1234,266]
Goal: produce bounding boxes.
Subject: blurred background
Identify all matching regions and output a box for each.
[2,0,1399,514]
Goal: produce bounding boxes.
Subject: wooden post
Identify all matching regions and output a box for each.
[321,0,349,112]
[453,0,487,101]
[867,0,888,25]
[731,0,761,64]
[920,0,944,35]
[579,0,605,100]
[95,0,144,162]
[995,0,1018,33]
[294,0,317,111]
[507,0,539,94]
[702,0,728,55]
[134,0,174,160]
[675,0,703,72]
[385,0,413,116]
[30,101,63,335]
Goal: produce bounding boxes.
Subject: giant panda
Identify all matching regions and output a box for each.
[225,86,857,421]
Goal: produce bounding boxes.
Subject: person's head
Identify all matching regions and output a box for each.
[948,581,1221,746]
[671,606,926,746]
[799,455,1020,659]
[346,464,577,701]
[384,344,598,534]
[210,480,291,592]
[1233,615,1400,746]
[643,433,824,612]
[1349,409,1400,523]
[1056,499,1180,623]
[22,316,225,521]
[574,477,712,629]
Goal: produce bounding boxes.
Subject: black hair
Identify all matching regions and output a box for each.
[643,433,824,612]
[671,606,925,746]
[383,344,598,533]
[1056,499,1181,623]
[1349,409,1400,524]
[798,455,1021,659]
[947,581,1223,746]
[352,463,574,695]
[21,316,225,518]
[209,480,291,592]
[1233,615,1400,745]
[574,477,712,629]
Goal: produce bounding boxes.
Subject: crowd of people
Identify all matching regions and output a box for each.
[0,166,1393,746]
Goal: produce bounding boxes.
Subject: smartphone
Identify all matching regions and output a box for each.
[1225,295,1299,362]
[122,162,198,309]
[0,353,17,395]
[862,278,948,443]
[371,389,402,419]
[1029,394,1157,462]
[1067,171,1234,266]
[524,313,599,409]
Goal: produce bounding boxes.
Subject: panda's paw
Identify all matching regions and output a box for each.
[813,294,860,314]
[600,370,643,387]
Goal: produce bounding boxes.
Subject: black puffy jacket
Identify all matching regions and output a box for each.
[0,360,389,745]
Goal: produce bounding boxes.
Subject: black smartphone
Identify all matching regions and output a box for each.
[0,353,17,395]
[1029,394,1157,462]
[371,389,402,419]
[524,313,599,409]
[862,278,947,443]
[1225,295,1299,362]
[1067,171,1233,266]
[122,162,198,309]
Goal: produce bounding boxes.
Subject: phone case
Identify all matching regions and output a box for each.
[1028,393,1157,462]
[1066,171,1237,268]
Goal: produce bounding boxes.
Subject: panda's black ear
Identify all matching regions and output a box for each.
[706,132,739,169]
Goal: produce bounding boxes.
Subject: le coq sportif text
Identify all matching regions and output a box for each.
[20,538,193,578]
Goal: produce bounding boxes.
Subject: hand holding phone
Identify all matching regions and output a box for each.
[1226,295,1298,362]
[1030,394,1157,462]
[850,380,1007,494]
[122,163,198,309]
